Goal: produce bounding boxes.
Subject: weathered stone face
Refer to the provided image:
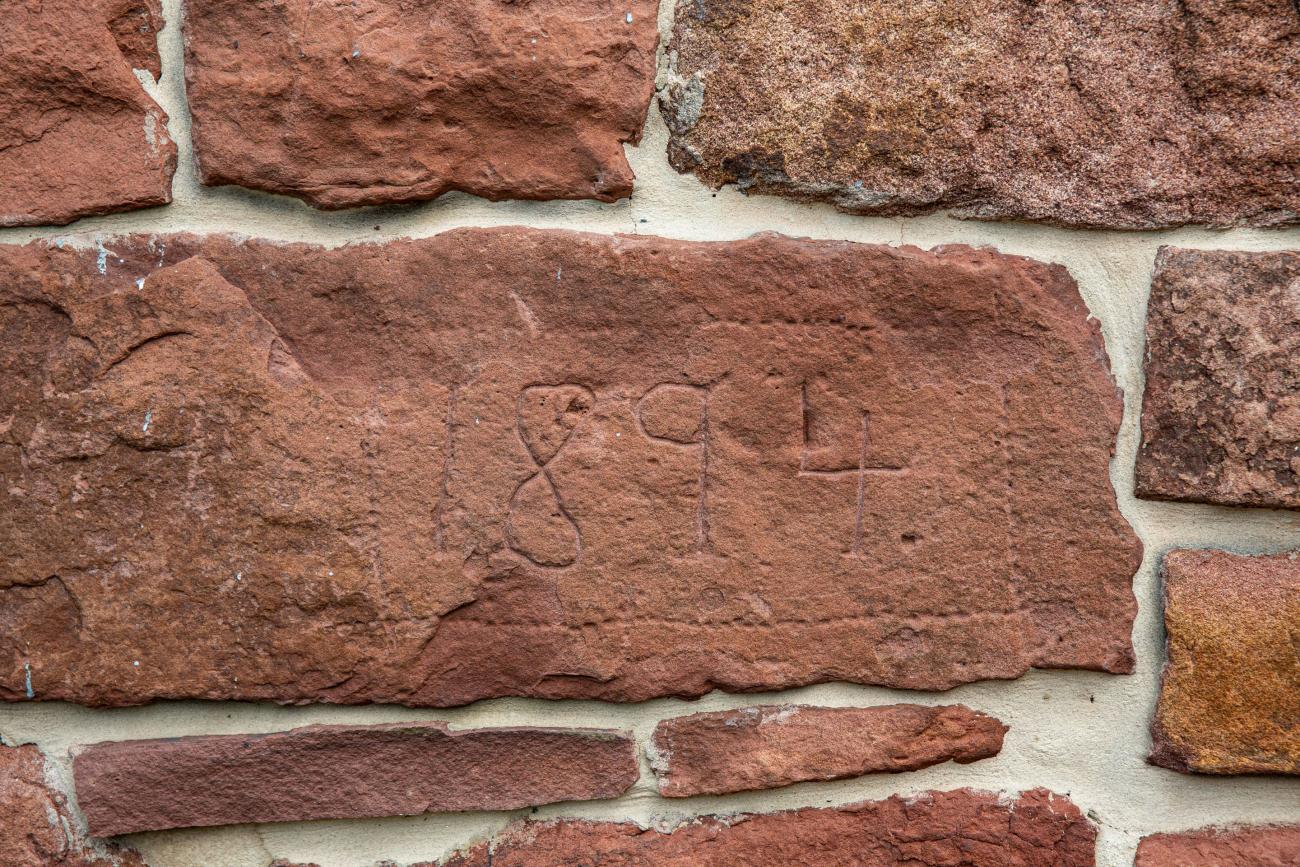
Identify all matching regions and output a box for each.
[183,0,659,209]
[662,0,1300,229]
[0,229,1138,708]
[74,721,638,836]
[0,743,146,866]
[1137,825,1300,866]
[1136,248,1300,509]
[1150,550,1300,775]
[0,0,175,227]
[651,703,1006,797]
[438,789,1096,866]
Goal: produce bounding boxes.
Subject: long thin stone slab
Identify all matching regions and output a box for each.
[0,229,1139,707]
[438,789,1096,865]
[0,0,175,226]
[73,721,637,836]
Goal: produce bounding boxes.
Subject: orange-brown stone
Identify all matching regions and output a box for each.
[0,230,1138,708]
[0,0,175,227]
[183,0,659,209]
[651,703,1006,797]
[1150,550,1300,775]
[663,0,1300,229]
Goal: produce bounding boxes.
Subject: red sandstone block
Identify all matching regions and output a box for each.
[651,703,1006,797]
[1149,550,1299,775]
[183,0,659,208]
[0,229,1138,707]
[663,0,1298,228]
[1136,825,1300,866]
[0,0,175,227]
[1136,248,1300,509]
[73,721,637,836]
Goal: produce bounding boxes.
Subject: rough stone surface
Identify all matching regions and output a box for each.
[651,703,1006,797]
[662,0,1300,229]
[0,742,146,866]
[1137,825,1300,866]
[438,789,1095,865]
[1150,550,1300,775]
[183,0,659,209]
[73,721,636,836]
[1135,248,1300,509]
[0,229,1139,707]
[0,0,175,227]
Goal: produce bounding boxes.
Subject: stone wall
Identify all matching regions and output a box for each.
[1,1,1297,865]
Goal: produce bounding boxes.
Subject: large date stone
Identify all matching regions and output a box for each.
[183,0,659,208]
[0,229,1138,707]
[662,0,1300,229]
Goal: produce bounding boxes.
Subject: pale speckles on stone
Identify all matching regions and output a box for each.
[663,0,1300,229]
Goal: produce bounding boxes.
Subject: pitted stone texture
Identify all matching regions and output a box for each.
[73,721,636,836]
[183,0,658,209]
[1150,550,1300,775]
[1136,248,1300,509]
[439,789,1095,866]
[0,743,146,866]
[651,703,1006,797]
[662,0,1300,229]
[1137,825,1300,866]
[0,230,1138,708]
[0,0,175,227]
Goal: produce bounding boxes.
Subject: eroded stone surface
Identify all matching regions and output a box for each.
[74,721,636,836]
[0,229,1138,707]
[1135,248,1300,509]
[183,0,658,209]
[1137,825,1300,866]
[651,703,1006,797]
[0,0,175,227]
[662,0,1300,229]
[0,742,145,866]
[439,789,1095,865]
[1150,550,1300,775]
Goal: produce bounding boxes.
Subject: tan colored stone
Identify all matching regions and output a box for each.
[1137,825,1300,866]
[74,721,636,836]
[651,703,1006,797]
[1150,550,1300,775]
[439,789,1095,865]
[0,0,175,227]
[663,0,1300,229]
[1136,248,1300,509]
[0,229,1138,708]
[0,742,146,866]
[183,0,659,209]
